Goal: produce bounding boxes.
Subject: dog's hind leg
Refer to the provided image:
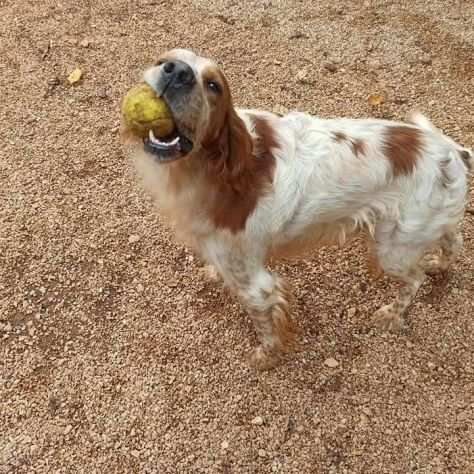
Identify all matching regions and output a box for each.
[372,265,426,332]
[370,221,429,332]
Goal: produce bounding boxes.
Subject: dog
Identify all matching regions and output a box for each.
[121,48,473,370]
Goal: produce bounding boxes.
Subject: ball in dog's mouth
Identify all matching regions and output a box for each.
[143,129,194,163]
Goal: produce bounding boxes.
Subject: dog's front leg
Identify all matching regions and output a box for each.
[208,251,297,369]
[239,271,297,370]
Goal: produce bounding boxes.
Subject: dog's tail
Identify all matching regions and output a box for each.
[407,111,473,173]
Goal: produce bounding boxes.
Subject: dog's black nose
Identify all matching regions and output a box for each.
[161,60,195,88]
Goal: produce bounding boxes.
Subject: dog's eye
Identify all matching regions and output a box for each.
[206,80,221,94]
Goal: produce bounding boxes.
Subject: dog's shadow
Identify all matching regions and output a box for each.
[421,272,452,306]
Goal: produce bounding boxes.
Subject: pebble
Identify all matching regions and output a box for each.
[221,440,229,450]
[323,61,337,73]
[97,87,109,99]
[347,307,356,318]
[251,416,264,426]
[295,69,309,84]
[64,425,73,435]
[272,460,282,472]
[420,54,432,65]
[131,449,140,458]
[258,449,267,458]
[324,357,339,368]
[128,235,140,244]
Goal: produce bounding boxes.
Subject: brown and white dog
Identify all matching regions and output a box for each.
[122,48,473,369]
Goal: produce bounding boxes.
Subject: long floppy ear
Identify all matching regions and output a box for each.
[205,105,253,186]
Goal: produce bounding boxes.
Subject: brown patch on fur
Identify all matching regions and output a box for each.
[253,115,279,156]
[203,106,276,233]
[332,132,367,158]
[351,138,367,157]
[383,126,422,176]
[333,131,348,142]
[272,278,298,352]
[250,278,297,357]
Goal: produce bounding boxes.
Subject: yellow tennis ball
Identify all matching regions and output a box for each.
[121,83,174,138]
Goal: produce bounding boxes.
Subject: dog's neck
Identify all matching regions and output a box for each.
[164,114,277,234]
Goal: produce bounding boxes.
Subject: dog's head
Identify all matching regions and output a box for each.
[136,48,251,166]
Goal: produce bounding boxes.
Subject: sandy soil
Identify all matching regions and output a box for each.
[1,1,473,472]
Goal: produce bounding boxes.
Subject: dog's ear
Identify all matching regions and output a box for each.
[203,104,253,186]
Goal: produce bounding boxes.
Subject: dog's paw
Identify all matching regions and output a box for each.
[372,305,406,333]
[199,265,220,283]
[248,346,280,371]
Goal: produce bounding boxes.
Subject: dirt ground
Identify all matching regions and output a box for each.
[1,0,473,472]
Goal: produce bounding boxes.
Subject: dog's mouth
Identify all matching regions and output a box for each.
[143,128,194,163]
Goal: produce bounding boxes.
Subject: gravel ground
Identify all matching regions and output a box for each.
[1,1,473,473]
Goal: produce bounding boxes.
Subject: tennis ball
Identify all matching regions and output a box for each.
[121,83,174,138]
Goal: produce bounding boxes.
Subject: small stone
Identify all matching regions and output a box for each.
[136,283,144,293]
[295,69,308,84]
[258,449,267,458]
[48,77,61,89]
[221,440,229,450]
[347,307,356,318]
[80,38,91,48]
[272,460,282,472]
[323,61,337,73]
[251,416,264,426]
[420,54,432,65]
[64,424,73,435]
[97,86,109,99]
[128,234,140,244]
[324,357,339,368]
[131,449,140,458]
[289,31,308,40]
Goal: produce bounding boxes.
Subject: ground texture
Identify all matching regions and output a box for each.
[1,1,473,473]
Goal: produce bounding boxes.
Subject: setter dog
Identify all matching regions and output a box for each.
[122,49,472,369]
